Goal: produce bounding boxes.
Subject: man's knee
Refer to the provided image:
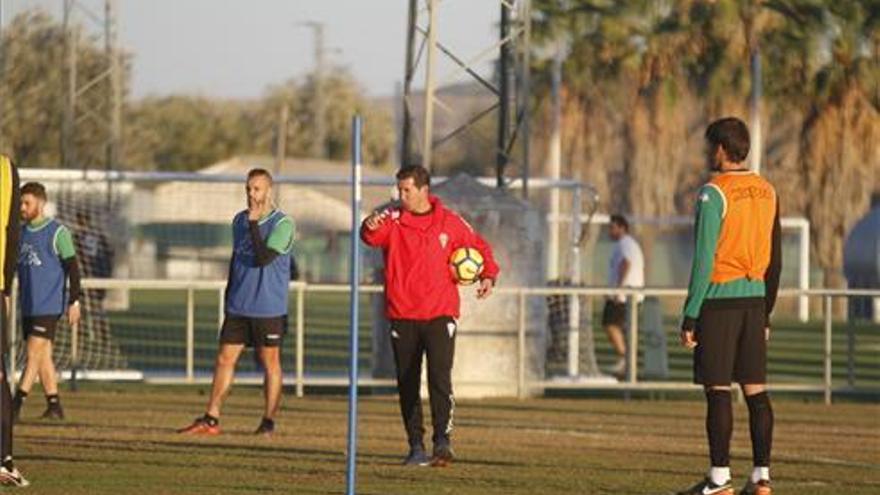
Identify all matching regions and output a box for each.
[742,383,767,396]
[216,345,242,368]
[259,347,281,371]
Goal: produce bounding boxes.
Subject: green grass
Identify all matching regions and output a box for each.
[11,384,880,494]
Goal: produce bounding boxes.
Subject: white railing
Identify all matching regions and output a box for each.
[9,279,878,405]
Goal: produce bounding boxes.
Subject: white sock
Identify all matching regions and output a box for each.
[709,466,730,485]
[751,466,770,483]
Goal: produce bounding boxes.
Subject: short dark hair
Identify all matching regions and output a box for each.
[21,182,47,201]
[396,165,431,189]
[247,168,273,183]
[705,117,750,163]
[610,214,629,231]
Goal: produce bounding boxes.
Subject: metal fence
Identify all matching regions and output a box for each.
[8,278,878,405]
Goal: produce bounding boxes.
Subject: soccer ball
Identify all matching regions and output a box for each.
[449,247,484,285]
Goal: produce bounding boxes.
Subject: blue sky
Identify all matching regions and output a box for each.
[3,0,499,99]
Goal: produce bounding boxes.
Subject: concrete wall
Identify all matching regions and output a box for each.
[370,174,547,398]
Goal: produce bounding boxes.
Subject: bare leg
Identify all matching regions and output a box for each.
[18,338,48,394]
[205,344,244,418]
[604,324,626,357]
[741,383,766,395]
[258,346,282,419]
[37,340,58,396]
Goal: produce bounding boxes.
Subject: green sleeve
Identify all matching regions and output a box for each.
[682,186,723,323]
[266,216,295,254]
[54,225,77,260]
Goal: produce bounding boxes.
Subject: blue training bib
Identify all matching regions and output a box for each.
[225,210,291,318]
[18,219,67,317]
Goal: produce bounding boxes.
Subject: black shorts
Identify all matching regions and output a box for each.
[23,315,60,341]
[693,298,767,386]
[602,300,626,327]
[219,315,286,348]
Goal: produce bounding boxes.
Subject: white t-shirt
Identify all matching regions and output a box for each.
[608,234,645,302]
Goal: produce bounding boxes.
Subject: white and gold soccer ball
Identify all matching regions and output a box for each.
[449,247,484,285]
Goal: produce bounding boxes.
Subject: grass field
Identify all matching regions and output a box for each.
[10,384,879,494]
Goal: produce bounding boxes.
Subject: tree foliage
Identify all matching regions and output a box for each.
[532,0,880,285]
[0,9,394,172]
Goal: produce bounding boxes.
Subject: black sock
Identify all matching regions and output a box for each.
[14,389,27,401]
[261,417,274,428]
[705,389,733,467]
[46,394,60,407]
[745,391,774,467]
[2,456,13,471]
[203,413,219,427]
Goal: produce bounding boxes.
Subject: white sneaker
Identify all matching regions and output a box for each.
[0,466,30,487]
[609,357,627,378]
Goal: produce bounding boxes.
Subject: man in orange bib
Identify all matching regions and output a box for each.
[677,118,781,495]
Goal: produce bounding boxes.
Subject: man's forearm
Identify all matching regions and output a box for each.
[249,221,279,266]
[62,257,82,304]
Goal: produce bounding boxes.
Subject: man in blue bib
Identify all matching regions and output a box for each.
[179,169,295,436]
[13,183,81,423]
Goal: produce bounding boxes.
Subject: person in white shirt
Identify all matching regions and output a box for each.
[603,214,645,378]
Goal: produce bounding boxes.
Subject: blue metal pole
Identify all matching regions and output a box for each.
[345,115,363,495]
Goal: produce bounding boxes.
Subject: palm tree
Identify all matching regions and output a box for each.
[765,0,880,295]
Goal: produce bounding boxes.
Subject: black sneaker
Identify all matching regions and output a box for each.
[254,417,275,436]
[402,443,430,466]
[11,395,23,423]
[430,439,455,467]
[677,477,733,495]
[40,404,65,421]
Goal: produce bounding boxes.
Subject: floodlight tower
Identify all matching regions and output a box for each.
[401,0,532,196]
[61,0,123,190]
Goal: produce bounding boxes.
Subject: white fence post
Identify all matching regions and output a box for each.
[823,295,832,405]
[627,293,639,385]
[186,288,194,383]
[518,290,526,400]
[217,287,224,332]
[296,283,306,398]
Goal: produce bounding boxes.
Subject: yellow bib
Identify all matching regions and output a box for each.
[0,155,15,291]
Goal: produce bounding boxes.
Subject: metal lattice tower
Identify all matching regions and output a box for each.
[401,0,532,196]
[61,0,122,183]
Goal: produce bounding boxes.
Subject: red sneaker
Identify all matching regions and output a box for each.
[177,416,221,435]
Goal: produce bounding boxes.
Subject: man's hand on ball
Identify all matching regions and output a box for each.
[476,278,493,299]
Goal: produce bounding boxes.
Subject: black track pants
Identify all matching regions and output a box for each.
[390,316,457,445]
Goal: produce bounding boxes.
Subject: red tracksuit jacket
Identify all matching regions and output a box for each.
[360,195,500,320]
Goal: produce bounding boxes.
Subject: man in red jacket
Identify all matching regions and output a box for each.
[361,165,499,467]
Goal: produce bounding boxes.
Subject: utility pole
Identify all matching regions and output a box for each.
[274,104,289,203]
[62,0,78,170]
[61,0,122,183]
[547,47,563,281]
[519,0,531,199]
[105,0,121,203]
[400,0,418,168]
[749,44,762,173]
[496,2,510,188]
[300,21,326,159]
[422,0,438,172]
